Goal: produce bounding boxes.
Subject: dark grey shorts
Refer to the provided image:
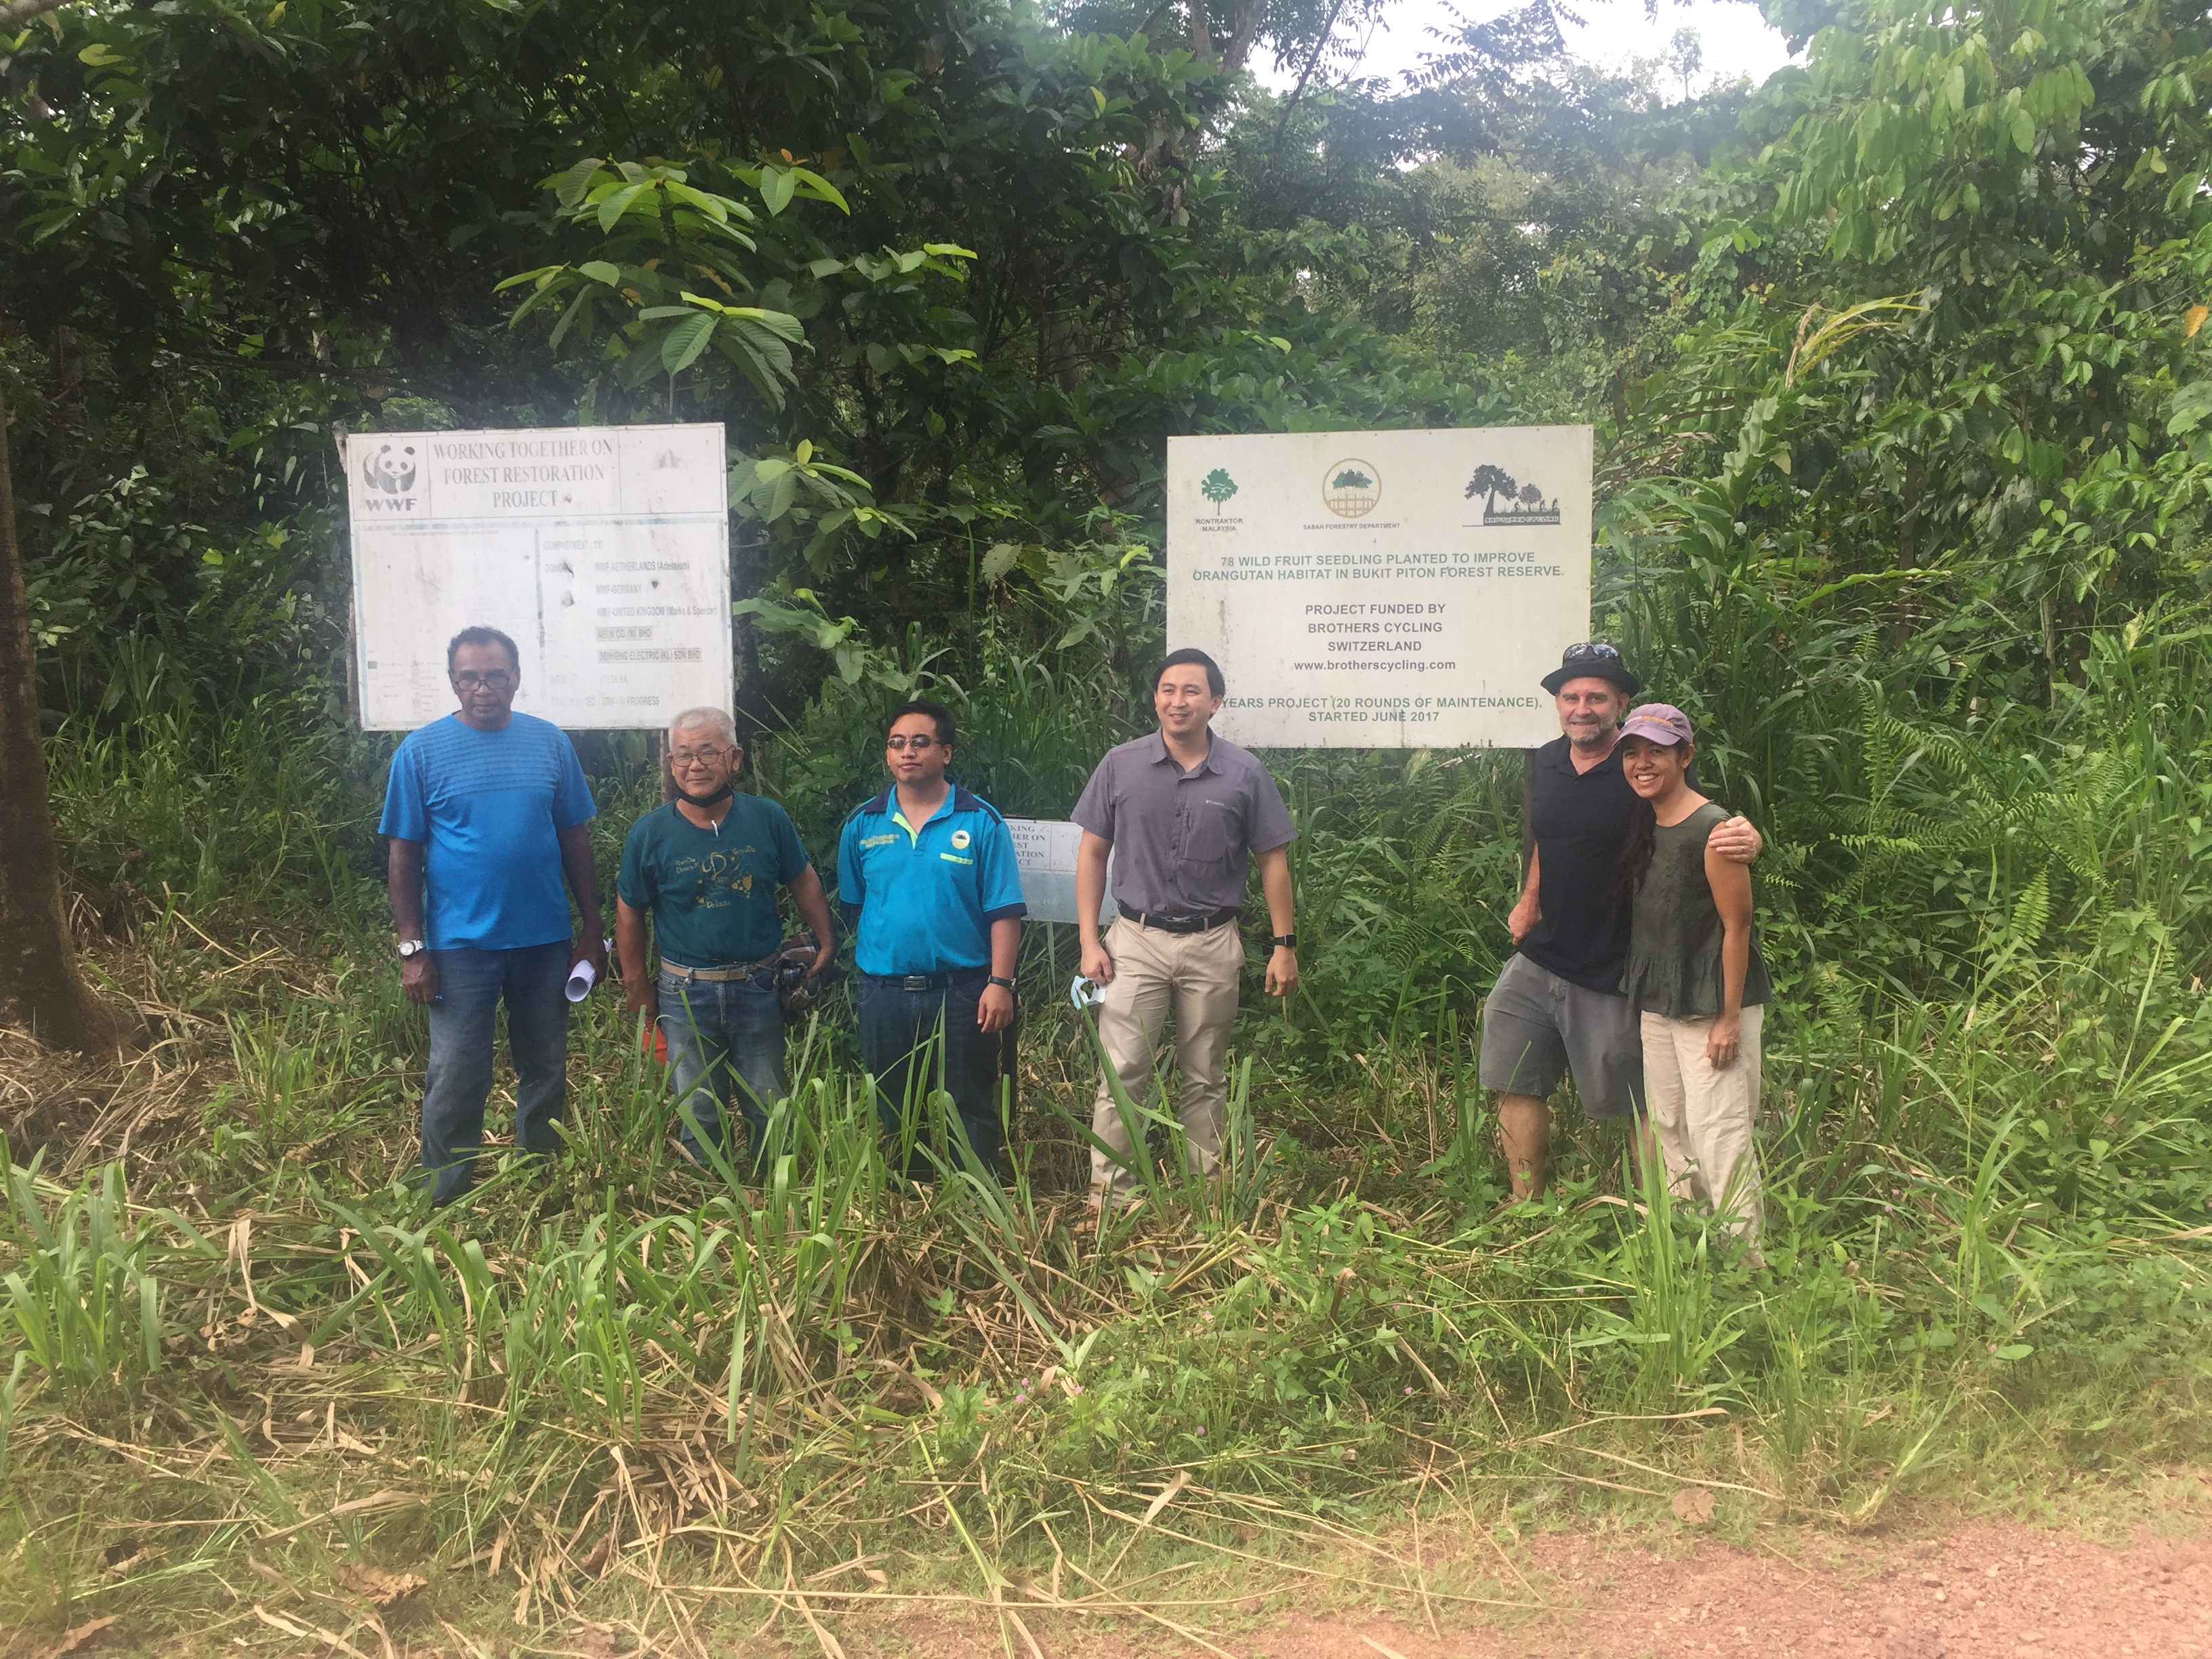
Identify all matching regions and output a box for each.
[1477,952,1645,1119]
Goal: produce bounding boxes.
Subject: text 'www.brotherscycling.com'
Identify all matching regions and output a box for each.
[1291,659,1460,671]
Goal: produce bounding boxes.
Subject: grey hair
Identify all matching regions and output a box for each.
[668,707,739,747]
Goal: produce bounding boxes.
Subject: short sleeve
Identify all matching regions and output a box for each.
[1070,753,1117,841]
[551,731,596,828]
[616,817,654,910]
[836,815,866,906]
[769,802,811,883]
[1247,762,1296,852]
[975,815,1028,924]
[378,741,428,842]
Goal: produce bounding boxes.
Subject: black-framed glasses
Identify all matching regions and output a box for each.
[452,670,514,691]
[1562,640,1620,660]
[884,733,940,752]
[670,746,733,769]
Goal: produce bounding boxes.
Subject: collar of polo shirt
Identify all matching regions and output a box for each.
[863,782,987,826]
[1147,730,1216,775]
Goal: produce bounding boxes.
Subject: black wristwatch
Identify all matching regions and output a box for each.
[987,975,1018,991]
[1271,933,1298,949]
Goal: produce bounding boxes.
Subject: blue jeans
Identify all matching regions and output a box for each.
[420,941,570,1203]
[857,972,1004,1178]
[657,968,788,1167]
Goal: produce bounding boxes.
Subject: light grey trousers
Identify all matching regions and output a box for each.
[1088,917,1245,1194]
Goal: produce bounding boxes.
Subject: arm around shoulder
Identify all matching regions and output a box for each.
[1708,813,1763,865]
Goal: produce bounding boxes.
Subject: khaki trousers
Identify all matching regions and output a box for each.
[1088,917,1246,1193]
[1640,1005,1764,1244]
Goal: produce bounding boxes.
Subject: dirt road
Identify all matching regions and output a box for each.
[860,1506,2210,1659]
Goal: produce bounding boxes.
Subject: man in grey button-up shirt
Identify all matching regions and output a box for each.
[1072,649,1298,1204]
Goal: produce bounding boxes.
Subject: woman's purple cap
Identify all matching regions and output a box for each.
[1620,703,1694,746]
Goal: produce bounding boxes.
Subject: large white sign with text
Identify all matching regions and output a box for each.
[347,423,731,730]
[1166,426,1593,748]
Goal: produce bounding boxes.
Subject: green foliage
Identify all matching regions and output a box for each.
[0,1153,179,1407]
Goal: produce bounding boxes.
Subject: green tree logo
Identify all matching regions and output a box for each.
[1201,468,1238,506]
[1321,457,1382,518]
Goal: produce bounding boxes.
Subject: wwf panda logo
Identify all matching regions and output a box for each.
[360,442,417,495]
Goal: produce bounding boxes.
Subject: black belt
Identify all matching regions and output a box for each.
[1118,903,1240,935]
[861,968,988,993]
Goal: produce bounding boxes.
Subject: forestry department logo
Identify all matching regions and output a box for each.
[1465,464,1561,525]
[1200,467,1238,507]
[360,441,418,495]
[1321,457,1381,518]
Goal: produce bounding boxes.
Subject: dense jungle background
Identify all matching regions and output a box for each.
[3,0,2211,1650]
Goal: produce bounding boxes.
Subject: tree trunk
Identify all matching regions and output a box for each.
[0,385,111,1049]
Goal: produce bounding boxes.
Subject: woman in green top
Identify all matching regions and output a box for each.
[1614,703,1771,1247]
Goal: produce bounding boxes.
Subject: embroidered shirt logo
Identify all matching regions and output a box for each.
[950,828,972,850]
[860,833,900,849]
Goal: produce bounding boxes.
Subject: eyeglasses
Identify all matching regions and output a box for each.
[452,670,514,691]
[1562,640,1620,660]
[884,733,941,752]
[670,747,733,769]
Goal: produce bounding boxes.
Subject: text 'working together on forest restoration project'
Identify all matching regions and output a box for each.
[1164,426,1593,749]
[346,423,733,730]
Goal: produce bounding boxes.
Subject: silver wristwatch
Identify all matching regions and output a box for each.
[397,939,428,959]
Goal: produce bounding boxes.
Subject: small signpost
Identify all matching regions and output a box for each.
[1002,819,1113,926]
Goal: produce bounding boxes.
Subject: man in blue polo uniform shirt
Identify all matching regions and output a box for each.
[837,698,1025,1175]
[380,626,603,1203]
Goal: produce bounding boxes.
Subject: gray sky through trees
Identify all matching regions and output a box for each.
[1253,0,1797,95]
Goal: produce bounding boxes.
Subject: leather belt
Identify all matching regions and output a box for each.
[861,968,987,993]
[1118,902,1240,935]
[661,953,777,983]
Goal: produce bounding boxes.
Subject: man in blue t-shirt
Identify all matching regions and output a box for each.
[615,707,836,1170]
[380,626,602,1202]
[836,699,1025,1176]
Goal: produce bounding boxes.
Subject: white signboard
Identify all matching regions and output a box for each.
[1002,819,1113,926]
[1166,426,1593,748]
[346,423,732,730]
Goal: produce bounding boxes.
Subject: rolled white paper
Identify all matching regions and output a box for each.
[565,959,598,1003]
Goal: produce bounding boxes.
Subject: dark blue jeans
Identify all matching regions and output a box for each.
[420,941,570,1203]
[657,968,787,1167]
[857,972,1004,1177]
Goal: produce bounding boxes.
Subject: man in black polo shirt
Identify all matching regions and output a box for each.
[1481,642,1761,1200]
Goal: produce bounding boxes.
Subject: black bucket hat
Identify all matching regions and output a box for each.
[1540,640,1641,695]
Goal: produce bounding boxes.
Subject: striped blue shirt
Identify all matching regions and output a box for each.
[378,713,596,950]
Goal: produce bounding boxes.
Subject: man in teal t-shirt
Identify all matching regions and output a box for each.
[615,708,836,1167]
